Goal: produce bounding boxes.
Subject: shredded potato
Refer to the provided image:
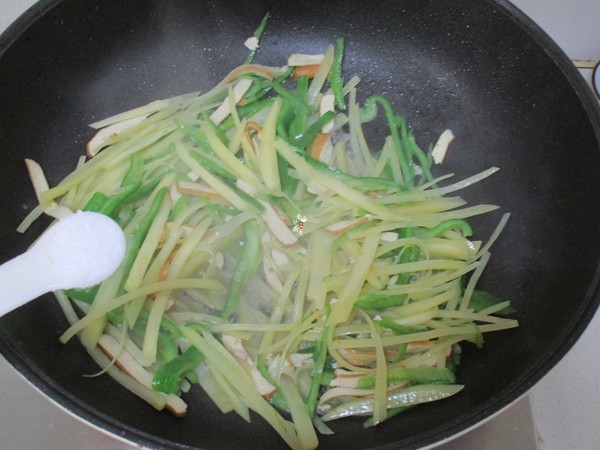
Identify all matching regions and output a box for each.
[20,34,517,450]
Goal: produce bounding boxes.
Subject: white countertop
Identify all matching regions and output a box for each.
[1,1,599,449]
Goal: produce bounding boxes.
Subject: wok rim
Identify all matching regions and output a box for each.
[0,0,599,449]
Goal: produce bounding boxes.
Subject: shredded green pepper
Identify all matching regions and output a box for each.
[119,186,168,291]
[331,37,346,110]
[244,12,270,64]
[221,98,275,131]
[291,111,335,149]
[363,95,414,189]
[415,219,473,238]
[306,324,331,419]
[152,346,204,394]
[221,219,262,319]
[202,113,230,147]
[121,152,144,187]
[271,81,313,117]
[469,290,516,316]
[357,367,456,389]
[188,148,237,181]
[355,291,406,310]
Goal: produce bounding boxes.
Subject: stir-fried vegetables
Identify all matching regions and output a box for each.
[18,33,517,450]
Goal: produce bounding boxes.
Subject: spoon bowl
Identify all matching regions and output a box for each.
[0,211,126,316]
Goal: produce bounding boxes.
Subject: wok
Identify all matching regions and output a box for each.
[0,0,599,449]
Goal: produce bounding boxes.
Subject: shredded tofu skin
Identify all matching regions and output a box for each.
[19,35,517,450]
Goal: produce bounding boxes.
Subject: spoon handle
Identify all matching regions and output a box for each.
[0,248,55,316]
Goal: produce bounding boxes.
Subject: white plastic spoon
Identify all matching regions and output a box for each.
[0,211,126,316]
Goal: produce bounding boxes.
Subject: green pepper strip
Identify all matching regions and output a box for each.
[121,152,144,187]
[287,76,310,143]
[64,285,99,304]
[393,118,432,185]
[176,120,214,155]
[266,195,300,221]
[220,219,261,319]
[276,100,295,140]
[223,179,264,213]
[143,143,175,164]
[323,384,464,421]
[306,324,331,419]
[379,317,417,363]
[82,180,143,218]
[357,366,456,389]
[71,301,181,359]
[278,153,297,197]
[274,65,294,84]
[283,76,311,145]
[469,290,515,316]
[271,80,313,116]
[169,196,188,221]
[240,76,267,99]
[142,312,182,361]
[415,219,473,238]
[256,353,273,382]
[119,186,168,291]
[363,96,414,189]
[157,333,180,363]
[392,228,419,286]
[202,112,229,147]
[331,37,346,110]
[100,182,142,217]
[321,364,335,387]
[95,304,182,363]
[243,12,270,64]
[83,176,160,217]
[397,115,410,156]
[292,111,336,149]
[298,150,401,191]
[188,148,237,181]
[239,76,273,104]
[353,230,420,310]
[382,157,395,180]
[256,353,289,412]
[406,131,434,184]
[379,317,420,335]
[152,346,204,394]
[196,199,236,225]
[221,97,275,132]
[296,74,309,96]
[360,99,378,123]
[82,192,110,213]
[122,177,161,204]
[355,291,407,310]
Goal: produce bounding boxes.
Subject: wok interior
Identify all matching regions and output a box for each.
[0,0,599,448]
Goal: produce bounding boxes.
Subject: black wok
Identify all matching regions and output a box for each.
[1,0,599,449]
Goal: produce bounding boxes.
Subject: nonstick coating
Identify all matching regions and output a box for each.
[1,1,599,449]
